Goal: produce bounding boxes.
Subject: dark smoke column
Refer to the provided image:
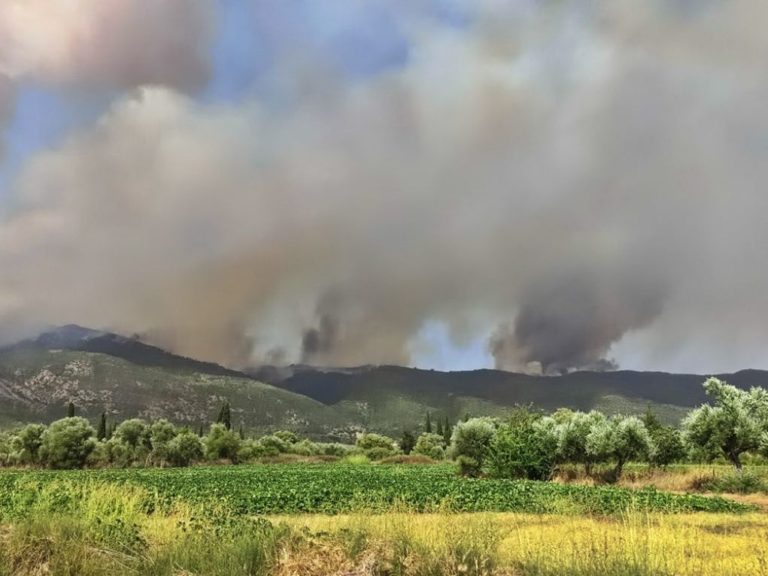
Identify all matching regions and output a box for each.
[491,270,666,374]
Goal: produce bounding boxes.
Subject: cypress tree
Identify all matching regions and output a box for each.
[216,401,232,430]
[97,413,107,441]
[436,419,444,437]
[238,424,245,440]
[67,401,75,418]
[425,412,432,433]
[400,430,416,454]
[198,424,204,437]
[443,419,452,445]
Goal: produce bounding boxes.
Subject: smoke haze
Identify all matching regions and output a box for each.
[2,1,768,373]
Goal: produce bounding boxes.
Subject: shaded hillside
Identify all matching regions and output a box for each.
[251,365,768,425]
[11,325,245,378]
[0,347,366,439]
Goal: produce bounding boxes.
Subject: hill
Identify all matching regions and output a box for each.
[0,339,367,439]
[3,325,768,435]
[251,364,768,426]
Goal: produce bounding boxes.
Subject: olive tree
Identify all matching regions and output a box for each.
[487,414,558,480]
[205,423,241,462]
[412,433,445,460]
[39,417,97,469]
[586,415,653,481]
[149,419,179,466]
[167,430,203,466]
[13,424,47,464]
[449,417,497,476]
[682,378,767,471]
[555,411,606,475]
[356,433,399,460]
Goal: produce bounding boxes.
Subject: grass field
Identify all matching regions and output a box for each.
[0,464,765,575]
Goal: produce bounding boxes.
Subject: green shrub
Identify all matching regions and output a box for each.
[258,435,289,454]
[413,433,445,461]
[695,472,768,494]
[486,415,557,481]
[449,418,496,475]
[39,418,97,469]
[204,424,241,462]
[167,431,203,467]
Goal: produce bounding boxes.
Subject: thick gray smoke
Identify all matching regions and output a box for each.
[2,1,768,373]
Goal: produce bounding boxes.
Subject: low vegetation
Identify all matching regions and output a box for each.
[0,465,748,517]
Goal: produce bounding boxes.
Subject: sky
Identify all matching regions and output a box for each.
[2,1,768,374]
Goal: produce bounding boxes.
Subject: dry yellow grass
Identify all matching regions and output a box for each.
[273,511,768,576]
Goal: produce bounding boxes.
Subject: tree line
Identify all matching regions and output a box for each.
[0,378,766,477]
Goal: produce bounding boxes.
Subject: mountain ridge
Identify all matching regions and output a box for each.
[1,325,767,432]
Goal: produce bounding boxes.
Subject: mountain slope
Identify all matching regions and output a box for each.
[0,347,366,439]
[4,326,768,434]
[252,364,768,425]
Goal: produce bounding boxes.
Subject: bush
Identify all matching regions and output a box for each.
[413,433,445,461]
[167,431,203,467]
[204,423,241,462]
[356,433,398,460]
[317,443,353,457]
[649,426,686,467]
[113,419,150,450]
[39,418,97,469]
[694,472,768,494]
[273,430,299,445]
[149,419,178,466]
[449,417,496,474]
[14,424,46,464]
[456,455,482,477]
[364,447,397,461]
[486,415,558,481]
[258,435,290,454]
[290,439,320,456]
[378,454,437,465]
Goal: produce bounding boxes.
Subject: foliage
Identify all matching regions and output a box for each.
[39,417,97,469]
[682,378,767,470]
[216,401,232,431]
[0,465,748,517]
[556,411,606,474]
[586,416,653,481]
[694,471,768,494]
[273,430,298,445]
[204,423,240,462]
[400,431,416,455]
[167,430,203,467]
[258,434,290,454]
[356,433,399,460]
[487,414,558,481]
[13,424,46,464]
[413,433,445,461]
[449,417,497,475]
[648,426,686,467]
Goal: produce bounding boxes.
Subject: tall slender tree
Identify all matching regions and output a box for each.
[67,401,75,418]
[436,419,444,437]
[97,413,107,441]
[217,401,232,431]
[443,419,453,446]
[425,412,432,433]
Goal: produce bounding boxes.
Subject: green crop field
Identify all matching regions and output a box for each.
[0,464,749,518]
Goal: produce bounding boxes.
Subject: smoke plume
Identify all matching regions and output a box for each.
[0,0,211,150]
[2,1,768,373]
